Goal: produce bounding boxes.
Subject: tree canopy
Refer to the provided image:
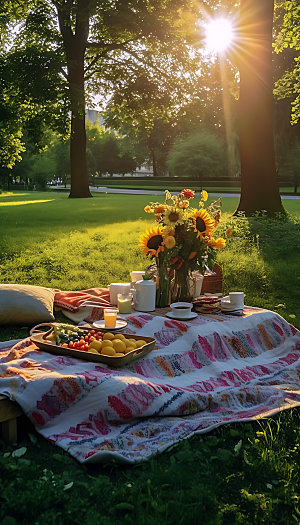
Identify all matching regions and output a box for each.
[274,0,300,124]
[0,0,299,213]
[1,0,203,197]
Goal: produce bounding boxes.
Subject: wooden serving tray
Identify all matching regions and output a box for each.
[30,323,155,368]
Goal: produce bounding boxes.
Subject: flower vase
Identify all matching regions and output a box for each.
[156,260,170,308]
[171,263,193,303]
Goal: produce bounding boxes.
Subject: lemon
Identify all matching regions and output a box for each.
[101,340,113,348]
[128,338,137,345]
[124,339,134,348]
[116,333,126,340]
[103,332,115,340]
[112,339,126,353]
[135,340,146,348]
[89,340,102,352]
[114,352,125,357]
[124,346,135,354]
[101,347,115,356]
[88,348,99,354]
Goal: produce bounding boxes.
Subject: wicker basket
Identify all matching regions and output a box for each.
[201,262,223,294]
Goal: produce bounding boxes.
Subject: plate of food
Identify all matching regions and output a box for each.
[30,323,155,367]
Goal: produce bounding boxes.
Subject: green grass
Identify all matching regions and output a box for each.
[0,191,300,524]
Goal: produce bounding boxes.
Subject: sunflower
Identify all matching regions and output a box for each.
[178,200,189,209]
[191,209,215,239]
[144,205,153,213]
[208,237,226,249]
[139,227,165,257]
[181,188,195,199]
[163,206,185,227]
[154,205,165,214]
[201,190,208,202]
[164,235,176,249]
[163,225,175,236]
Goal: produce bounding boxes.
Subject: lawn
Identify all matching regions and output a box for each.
[0,190,299,524]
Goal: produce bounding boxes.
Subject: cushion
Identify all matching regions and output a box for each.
[0,284,55,325]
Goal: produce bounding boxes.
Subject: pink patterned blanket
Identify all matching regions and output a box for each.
[0,307,299,464]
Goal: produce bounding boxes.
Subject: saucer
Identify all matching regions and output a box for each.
[93,319,128,331]
[221,309,244,316]
[221,305,244,314]
[221,300,244,311]
[166,312,198,321]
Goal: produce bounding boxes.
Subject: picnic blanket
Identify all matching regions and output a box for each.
[0,307,300,464]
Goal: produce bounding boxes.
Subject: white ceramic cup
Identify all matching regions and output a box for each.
[170,302,193,318]
[229,292,244,309]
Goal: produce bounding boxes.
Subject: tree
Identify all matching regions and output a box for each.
[0,3,69,180]
[235,0,285,215]
[6,0,199,197]
[29,152,56,189]
[103,53,235,176]
[51,138,70,186]
[167,129,226,179]
[86,124,137,176]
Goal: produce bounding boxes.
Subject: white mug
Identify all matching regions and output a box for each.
[229,292,244,309]
[170,302,193,319]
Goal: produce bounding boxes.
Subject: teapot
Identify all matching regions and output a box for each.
[131,276,156,312]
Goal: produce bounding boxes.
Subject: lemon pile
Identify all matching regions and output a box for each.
[88,332,147,357]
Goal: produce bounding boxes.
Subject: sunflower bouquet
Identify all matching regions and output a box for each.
[139,189,227,306]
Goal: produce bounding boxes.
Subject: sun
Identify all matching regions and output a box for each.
[204,18,234,54]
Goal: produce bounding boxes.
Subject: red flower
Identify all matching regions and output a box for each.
[181,188,195,199]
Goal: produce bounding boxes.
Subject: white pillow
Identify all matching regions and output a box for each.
[0,284,55,325]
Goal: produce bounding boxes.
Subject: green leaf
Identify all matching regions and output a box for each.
[63,481,74,491]
[243,450,253,466]
[113,503,135,511]
[234,440,242,454]
[12,447,27,458]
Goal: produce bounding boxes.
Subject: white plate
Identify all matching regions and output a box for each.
[221,307,243,314]
[93,319,128,331]
[166,312,198,321]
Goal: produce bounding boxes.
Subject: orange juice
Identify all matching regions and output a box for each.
[104,309,118,328]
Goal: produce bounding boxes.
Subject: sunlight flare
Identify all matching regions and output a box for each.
[204,18,234,54]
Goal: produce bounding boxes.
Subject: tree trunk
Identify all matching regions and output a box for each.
[56,1,92,199]
[235,0,285,216]
[151,148,158,177]
[67,45,92,198]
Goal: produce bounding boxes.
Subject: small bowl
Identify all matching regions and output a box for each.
[170,302,193,318]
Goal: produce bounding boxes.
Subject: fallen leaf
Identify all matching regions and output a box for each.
[63,482,74,491]
[12,447,27,458]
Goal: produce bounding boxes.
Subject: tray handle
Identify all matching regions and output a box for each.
[29,323,56,336]
[134,344,153,356]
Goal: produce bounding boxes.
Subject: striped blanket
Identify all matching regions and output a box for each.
[0,307,299,464]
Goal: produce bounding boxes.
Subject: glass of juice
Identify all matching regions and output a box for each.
[103,308,118,328]
[117,293,133,314]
